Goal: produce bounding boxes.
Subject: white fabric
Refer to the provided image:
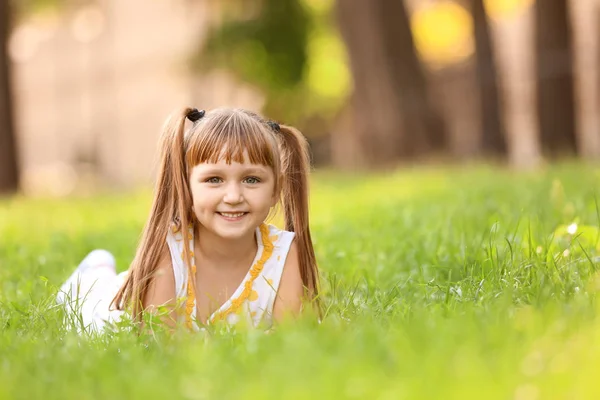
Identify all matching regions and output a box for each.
[166,223,295,329]
[56,249,126,333]
[57,224,294,333]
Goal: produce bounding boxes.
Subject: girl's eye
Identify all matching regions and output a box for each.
[205,177,222,184]
[243,176,261,184]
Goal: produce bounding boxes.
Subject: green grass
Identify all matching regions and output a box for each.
[2,162,600,399]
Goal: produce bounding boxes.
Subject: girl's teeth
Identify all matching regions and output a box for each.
[221,212,244,218]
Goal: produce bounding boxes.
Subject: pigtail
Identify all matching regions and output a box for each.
[276,124,320,302]
[111,107,197,322]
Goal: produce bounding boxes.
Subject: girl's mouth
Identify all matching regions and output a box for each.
[217,212,248,221]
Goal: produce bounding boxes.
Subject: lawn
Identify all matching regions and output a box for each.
[2,163,600,399]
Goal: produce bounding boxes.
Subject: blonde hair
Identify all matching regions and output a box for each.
[111,107,319,320]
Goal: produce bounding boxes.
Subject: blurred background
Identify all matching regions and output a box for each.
[0,0,598,196]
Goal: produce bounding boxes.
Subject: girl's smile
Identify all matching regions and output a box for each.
[217,211,248,221]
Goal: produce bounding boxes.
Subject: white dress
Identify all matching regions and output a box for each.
[56,223,295,333]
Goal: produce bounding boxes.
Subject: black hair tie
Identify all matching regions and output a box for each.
[267,120,280,132]
[187,108,205,122]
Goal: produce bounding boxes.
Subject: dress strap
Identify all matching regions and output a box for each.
[166,224,198,330]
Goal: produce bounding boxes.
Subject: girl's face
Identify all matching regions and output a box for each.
[189,153,278,241]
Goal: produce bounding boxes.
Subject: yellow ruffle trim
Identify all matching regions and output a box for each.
[184,263,197,330]
[211,223,274,323]
[184,223,274,328]
[181,225,196,330]
[173,223,193,241]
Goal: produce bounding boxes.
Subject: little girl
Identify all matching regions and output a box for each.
[56,107,320,333]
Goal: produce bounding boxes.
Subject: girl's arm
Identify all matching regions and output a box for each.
[142,244,179,328]
[273,240,303,321]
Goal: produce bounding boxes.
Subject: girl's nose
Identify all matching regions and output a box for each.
[223,183,243,204]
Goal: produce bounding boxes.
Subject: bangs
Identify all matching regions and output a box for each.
[185,109,277,169]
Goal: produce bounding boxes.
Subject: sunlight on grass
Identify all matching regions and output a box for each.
[2,163,600,399]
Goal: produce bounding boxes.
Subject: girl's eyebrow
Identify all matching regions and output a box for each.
[243,166,269,175]
[195,168,223,176]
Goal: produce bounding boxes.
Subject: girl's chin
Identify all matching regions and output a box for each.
[202,220,256,239]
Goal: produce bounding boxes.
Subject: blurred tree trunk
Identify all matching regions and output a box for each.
[375,0,446,155]
[534,0,577,158]
[0,0,18,193]
[470,0,507,157]
[333,0,445,167]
